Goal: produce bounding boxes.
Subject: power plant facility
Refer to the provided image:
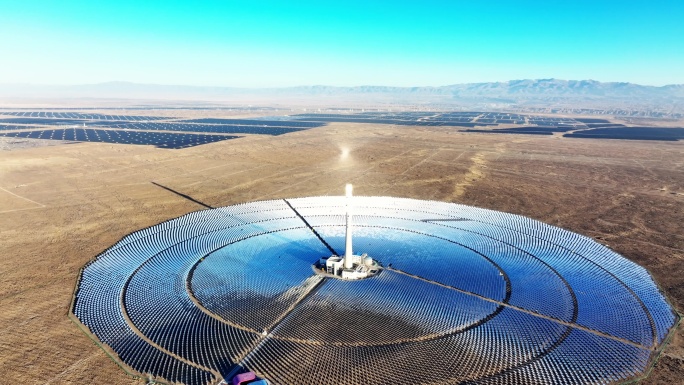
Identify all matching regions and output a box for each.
[71,186,679,385]
[317,184,381,280]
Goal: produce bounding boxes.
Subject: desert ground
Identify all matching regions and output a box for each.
[0,118,682,384]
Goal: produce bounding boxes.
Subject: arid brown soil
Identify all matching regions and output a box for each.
[0,120,682,384]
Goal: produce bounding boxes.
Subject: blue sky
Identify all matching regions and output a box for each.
[0,1,682,87]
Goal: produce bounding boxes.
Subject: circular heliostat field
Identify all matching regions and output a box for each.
[72,196,678,385]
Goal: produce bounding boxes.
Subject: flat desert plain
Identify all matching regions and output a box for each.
[0,121,682,384]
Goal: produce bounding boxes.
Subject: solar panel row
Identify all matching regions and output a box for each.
[178,118,324,128]
[293,112,586,127]
[0,111,170,120]
[0,124,42,131]
[564,127,684,141]
[0,118,99,125]
[462,126,684,141]
[95,122,312,136]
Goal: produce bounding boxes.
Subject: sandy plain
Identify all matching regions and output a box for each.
[0,118,682,384]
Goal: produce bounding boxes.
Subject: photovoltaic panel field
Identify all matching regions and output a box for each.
[99,122,317,136]
[0,112,330,148]
[71,197,678,385]
[0,128,240,149]
[1,110,683,151]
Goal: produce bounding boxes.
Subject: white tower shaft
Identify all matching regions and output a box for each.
[344,184,354,269]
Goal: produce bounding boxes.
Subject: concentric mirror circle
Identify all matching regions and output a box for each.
[72,196,678,385]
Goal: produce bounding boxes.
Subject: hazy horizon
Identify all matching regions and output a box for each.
[1,1,683,88]
[2,78,683,89]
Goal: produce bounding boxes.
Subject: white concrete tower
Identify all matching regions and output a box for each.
[344,183,354,269]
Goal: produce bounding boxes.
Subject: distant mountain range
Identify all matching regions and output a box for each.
[1,79,683,109]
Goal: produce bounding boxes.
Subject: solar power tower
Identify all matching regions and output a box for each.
[71,185,679,385]
[319,184,380,280]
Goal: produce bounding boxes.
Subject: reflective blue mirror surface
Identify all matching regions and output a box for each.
[72,197,678,385]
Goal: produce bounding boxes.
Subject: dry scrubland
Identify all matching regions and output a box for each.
[0,120,682,384]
